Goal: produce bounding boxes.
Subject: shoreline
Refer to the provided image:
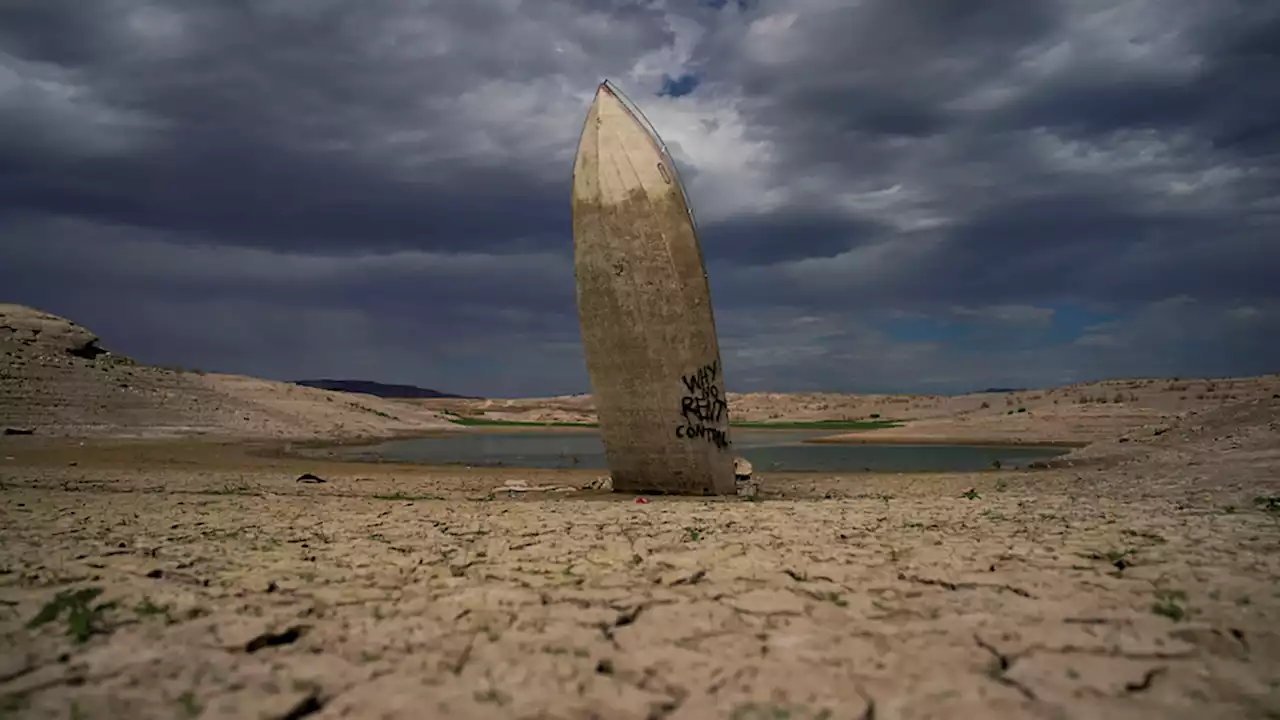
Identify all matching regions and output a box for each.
[802,433,1089,449]
[1,434,1047,478]
[280,428,1078,475]
[1,425,1091,454]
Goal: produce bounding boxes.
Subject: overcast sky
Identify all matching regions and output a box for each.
[2,0,1277,396]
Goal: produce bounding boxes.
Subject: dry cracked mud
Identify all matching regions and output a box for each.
[3,430,1280,720]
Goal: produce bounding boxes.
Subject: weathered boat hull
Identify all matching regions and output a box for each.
[570,81,735,495]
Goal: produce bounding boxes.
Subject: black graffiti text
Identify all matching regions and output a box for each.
[676,360,730,449]
[680,360,727,425]
[676,423,729,449]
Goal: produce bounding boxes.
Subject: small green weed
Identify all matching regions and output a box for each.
[373,492,442,501]
[1254,496,1280,514]
[134,596,170,619]
[1151,589,1188,622]
[0,695,29,718]
[683,526,705,542]
[474,688,511,706]
[961,488,981,500]
[811,590,848,607]
[28,587,116,643]
[1121,529,1166,544]
[1104,548,1131,564]
[177,690,202,718]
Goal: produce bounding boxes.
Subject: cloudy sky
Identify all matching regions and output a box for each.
[2,0,1277,396]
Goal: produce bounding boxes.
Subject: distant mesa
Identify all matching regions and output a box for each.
[291,379,475,399]
[979,387,1026,394]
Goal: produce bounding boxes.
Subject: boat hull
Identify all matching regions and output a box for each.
[570,82,735,495]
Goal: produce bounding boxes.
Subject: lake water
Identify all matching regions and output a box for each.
[342,429,1069,473]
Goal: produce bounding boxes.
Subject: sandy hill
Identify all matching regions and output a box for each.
[5,302,1276,447]
[1050,392,1280,469]
[0,304,456,440]
[421,374,1280,446]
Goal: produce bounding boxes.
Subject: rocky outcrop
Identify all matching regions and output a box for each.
[0,304,116,361]
[0,304,456,440]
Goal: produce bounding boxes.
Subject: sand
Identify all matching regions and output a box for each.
[4,305,1280,718]
[0,304,457,442]
[3,395,1280,720]
[6,303,1276,448]
[423,375,1280,448]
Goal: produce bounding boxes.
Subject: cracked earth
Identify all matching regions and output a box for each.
[2,437,1280,720]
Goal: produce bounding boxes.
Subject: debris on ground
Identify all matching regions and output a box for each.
[735,456,759,498]
[495,479,578,493]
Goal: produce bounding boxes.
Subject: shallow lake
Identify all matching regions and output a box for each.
[342,429,1069,473]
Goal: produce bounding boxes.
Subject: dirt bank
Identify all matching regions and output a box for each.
[4,303,1280,717]
[2,396,1279,719]
[425,375,1280,449]
[0,304,457,441]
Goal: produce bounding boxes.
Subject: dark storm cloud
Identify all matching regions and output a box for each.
[999,7,1280,147]
[0,0,671,254]
[909,193,1249,304]
[729,0,1061,142]
[0,153,571,254]
[1,0,1278,394]
[712,0,1280,312]
[700,210,879,266]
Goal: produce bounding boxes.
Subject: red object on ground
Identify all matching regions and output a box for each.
[635,497,649,504]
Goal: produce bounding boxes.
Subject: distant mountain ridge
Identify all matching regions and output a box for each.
[292,378,474,399]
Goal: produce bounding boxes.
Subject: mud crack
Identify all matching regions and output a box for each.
[450,632,478,675]
[669,569,706,586]
[1123,667,1166,694]
[275,690,326,720]
[899,572,1034,598]
[244,625,308,653]
[599,602,649,648]
[975,635,1037,701]
[646,696,683,720]
[858,689,876,720]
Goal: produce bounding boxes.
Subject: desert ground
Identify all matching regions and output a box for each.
[3,304,1280,719]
